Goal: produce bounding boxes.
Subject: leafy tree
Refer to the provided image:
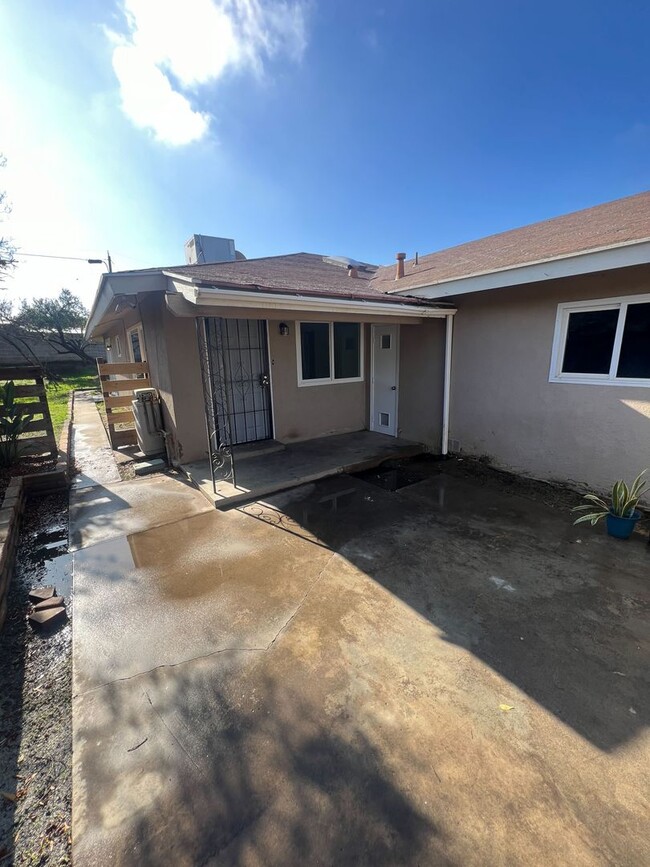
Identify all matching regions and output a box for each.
[15,288,93,363]
[15,289,95,363]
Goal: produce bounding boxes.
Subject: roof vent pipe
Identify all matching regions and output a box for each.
[395,252,406,280]
[347,264,358,278]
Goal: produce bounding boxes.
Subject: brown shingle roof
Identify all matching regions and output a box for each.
[165,253,441,307]
[371,190,650,294]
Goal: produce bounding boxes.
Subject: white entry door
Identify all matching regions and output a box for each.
[370,324,399,436]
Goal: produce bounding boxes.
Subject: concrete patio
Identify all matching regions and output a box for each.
[71,457,649,866]
[181,429,423,508]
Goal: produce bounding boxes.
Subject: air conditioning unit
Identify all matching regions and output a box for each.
[132,388,165,456]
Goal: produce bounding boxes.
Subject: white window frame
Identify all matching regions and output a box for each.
[549,293,650,387]
[127,323,146,363]
[296,321,365,387]
[114,334,122,358]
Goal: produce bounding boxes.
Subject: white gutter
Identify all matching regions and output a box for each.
[389,237,650,300]
[441,313,454,455]
[170,279,454,319]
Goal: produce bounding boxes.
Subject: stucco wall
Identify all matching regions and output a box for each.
[449,264,650,492]
[398,320,446,450]
[268,319,368,442]
[139,296,207,465]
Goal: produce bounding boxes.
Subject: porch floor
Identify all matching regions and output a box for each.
[182,430,424,509]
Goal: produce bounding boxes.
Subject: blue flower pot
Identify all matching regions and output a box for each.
[606,511,641,540]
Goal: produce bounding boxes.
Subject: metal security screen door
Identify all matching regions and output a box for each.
[198,317,273,490]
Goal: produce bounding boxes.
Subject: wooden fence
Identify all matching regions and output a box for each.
[97,361,150,448]
[0,366,57,457]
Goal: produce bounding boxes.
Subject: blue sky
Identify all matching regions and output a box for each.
[1,0,649,309]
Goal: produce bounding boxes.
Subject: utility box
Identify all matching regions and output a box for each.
[184,235,236,265]
[132,388,165,456]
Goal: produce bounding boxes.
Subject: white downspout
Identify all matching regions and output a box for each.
[441,313,454,455]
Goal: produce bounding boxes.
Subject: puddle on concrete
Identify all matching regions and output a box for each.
[353,465,426,492]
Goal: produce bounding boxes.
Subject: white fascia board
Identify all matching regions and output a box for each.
[170,279,454,319]
[85,272,168,338]
[390,238,650,300]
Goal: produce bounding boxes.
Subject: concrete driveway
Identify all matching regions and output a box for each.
[72,462,649,866]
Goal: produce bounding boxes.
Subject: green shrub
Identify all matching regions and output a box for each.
[0,380,35,467]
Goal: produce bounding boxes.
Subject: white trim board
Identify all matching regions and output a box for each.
[549,292,650,387]
[390,239,650,300]
[170,280,453,319]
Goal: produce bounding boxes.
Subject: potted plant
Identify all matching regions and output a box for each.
[572,470,647,539]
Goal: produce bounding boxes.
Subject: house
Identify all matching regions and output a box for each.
[85,247,455,501]
[85,190,650,499]
[374,190,650,492]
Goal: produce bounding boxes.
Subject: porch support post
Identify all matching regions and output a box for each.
[441,313,454,456]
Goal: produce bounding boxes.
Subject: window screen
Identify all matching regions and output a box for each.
[561,309,619,374]
[333,323,360,379]
[617,302,650,379]
[300,322,330,380]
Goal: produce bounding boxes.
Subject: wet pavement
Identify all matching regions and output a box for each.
[69,473,213,551]
[71,391,120,490]
[71,461,650,866]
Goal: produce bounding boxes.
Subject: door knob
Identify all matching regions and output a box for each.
[259,373,270,387]
[391,386,397,390]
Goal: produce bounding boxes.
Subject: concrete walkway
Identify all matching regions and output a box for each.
[71,460,650,866]
[70,391,120,490]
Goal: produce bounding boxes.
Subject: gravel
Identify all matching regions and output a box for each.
[0,492,71,866]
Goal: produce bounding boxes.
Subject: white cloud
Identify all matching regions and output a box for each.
[109,0,308,146]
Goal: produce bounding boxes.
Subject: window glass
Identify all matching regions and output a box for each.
[617,302,650,379]
[300,322,330,380]
[561,309,619,374]
[333,323,360,379]
[130,330,143,363]
[381,334,391,350]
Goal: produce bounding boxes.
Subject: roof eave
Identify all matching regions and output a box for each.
[170,279,454,318]
[387,237,650,300]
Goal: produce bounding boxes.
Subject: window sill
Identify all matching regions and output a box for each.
[298,377,364,388]
[549,375,650,388]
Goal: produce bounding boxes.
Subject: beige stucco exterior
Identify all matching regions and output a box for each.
[398,319,446,448]
[448,264,650,492]
[267,319,369,442]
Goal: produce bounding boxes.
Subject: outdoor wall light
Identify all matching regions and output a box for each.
[279,322,290,336]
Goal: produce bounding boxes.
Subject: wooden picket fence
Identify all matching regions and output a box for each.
[0,366,57,457]
[97,360,150,448]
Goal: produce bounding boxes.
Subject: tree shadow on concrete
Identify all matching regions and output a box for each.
[248,465,649,752]
[75,662,448,866]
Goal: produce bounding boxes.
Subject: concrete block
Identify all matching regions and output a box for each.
[28,585,56,603]
[29,606,66,629]
[134,459,166,476]
[33,595,65,611]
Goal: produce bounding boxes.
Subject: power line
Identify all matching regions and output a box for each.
[17,251,113,271]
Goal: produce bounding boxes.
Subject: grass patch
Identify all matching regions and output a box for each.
[45,366,99,441]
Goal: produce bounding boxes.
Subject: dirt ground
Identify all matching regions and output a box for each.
[0,493,71,866]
